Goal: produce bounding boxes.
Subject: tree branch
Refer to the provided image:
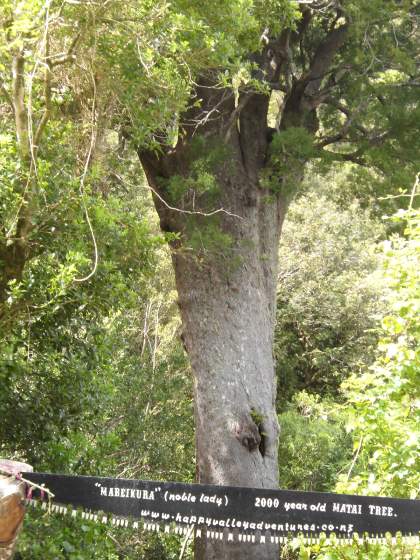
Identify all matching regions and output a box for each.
[317,98,370,147]
[281,16,348,130]
[323,130,391,165]
[324,147,366,165]
[304,23,348,99]
[12,51,29,161]
[34,32,52,150]
[49,30,81,67]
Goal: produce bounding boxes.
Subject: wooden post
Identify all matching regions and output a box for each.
[0,460,33,560]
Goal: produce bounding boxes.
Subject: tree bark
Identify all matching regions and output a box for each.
[172,203,284,560]
[139,87,287,559]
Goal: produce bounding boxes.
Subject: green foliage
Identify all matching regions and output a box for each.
[185,217,234,258]
[250,407,265,427]
[311,2,420,196]
[275,184,385,402]
[17,510,120,560]
[19,505,189,559]
[0,15,194,549]
[94,0,299,146]
[308,164,412,223]
[337,207,420,499]
[278,392,351,492]
[2,247,195,558]
[292,534,420,560]
[251,0,301,36]
[164,137,230,206]
[262,128,316,196]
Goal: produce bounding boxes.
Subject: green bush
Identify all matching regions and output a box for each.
[278,392,352,492]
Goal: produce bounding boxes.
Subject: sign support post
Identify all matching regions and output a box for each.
[0,460,32,560]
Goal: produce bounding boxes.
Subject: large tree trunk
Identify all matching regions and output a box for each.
[172,202,284,560]
[139,87,288,559]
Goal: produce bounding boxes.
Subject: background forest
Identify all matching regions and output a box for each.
[0,1,419,559]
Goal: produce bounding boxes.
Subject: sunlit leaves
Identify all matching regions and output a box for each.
[338,208,420,499]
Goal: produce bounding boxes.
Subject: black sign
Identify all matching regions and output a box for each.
[24,472,420,543]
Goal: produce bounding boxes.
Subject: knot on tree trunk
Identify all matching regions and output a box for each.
[234,417,261,453]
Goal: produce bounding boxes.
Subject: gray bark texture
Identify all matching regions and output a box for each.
[173,207,283,560]
[139,86,287,559]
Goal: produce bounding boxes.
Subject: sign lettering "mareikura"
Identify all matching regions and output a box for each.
[99,485,155,501]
